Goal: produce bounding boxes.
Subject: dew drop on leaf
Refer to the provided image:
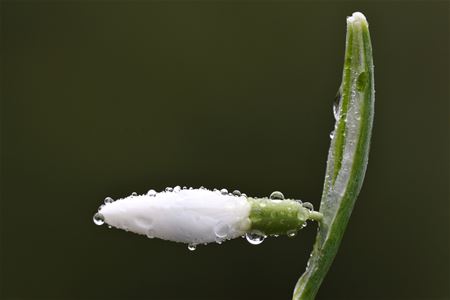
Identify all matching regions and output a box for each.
[333,89,342,120]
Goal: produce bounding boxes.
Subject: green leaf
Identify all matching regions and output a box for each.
[293,12,375,300]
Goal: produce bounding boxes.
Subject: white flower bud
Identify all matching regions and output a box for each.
[97,188,251,244]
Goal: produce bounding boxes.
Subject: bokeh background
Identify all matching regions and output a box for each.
[1,1,448,300]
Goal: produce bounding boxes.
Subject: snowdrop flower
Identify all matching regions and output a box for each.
[93,187,322,250]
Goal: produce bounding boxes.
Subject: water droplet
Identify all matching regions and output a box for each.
[165,187,173,192]
[220,188,228,195]
[357,71,368,91]
[232,190,241,196]
[104,197,114,204]
[329,130,334,139]
[98,204,105,211]
[295,199,303,205]
[214,223,230,239]
[241,193,247,197]
[189,187,193,190]
[333,89,341,120]
[146,229,155,239]
[200,186,205,190]
[93,213,105,225]
[287,230,297,238]
[173,186,181,192]
[245,231,265,245]
[108,225,112,229]
[182,186,187,190]
[213,188,218,192]
[147,189,157,197]
[187,244,197,251]
[302,202,314,211]
[270,191,285,200]
[131,192,137,196]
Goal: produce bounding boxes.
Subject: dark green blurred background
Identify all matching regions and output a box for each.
[1,1,448,300]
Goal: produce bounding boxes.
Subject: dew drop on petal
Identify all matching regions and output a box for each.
[232,190,241,196]
[245,231,265,245]
[146,229,155,239]
[200,186,205,190]
[174,186,181,192]
[147,189,157,197]
[165,187,173,192]
[241,193,247,198]
[93,213,105,225]
[131,192,137,196]
[214,223,230,239]
[187,244,197,251]
[270,191,285,200]
[220,188,228,195]
[104,197,114,204]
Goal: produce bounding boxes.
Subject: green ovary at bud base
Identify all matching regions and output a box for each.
[247,198,311,236]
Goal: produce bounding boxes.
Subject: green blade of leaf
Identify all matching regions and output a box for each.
[293,12,375,300]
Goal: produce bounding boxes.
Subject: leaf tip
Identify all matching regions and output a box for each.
[347,12,368,26]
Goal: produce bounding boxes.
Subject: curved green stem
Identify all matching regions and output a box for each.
[293,12,374,300]
[307,211,323,222]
